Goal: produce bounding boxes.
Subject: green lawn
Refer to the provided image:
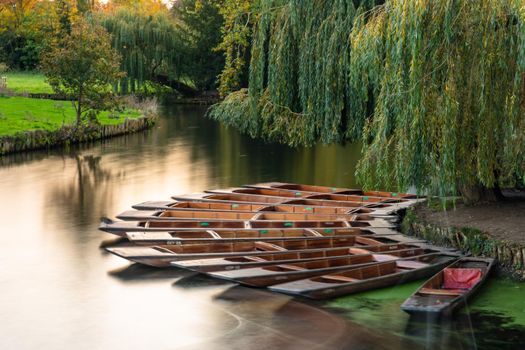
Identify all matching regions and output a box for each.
[0,96,141,136]
[2,71,53,94]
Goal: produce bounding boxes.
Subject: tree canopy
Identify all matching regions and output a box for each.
[97,9,181,94]
[210,0,525,199]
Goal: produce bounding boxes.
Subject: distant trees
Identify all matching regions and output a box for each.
[97,9,182,94]
[214,0,256,97]
[0,0,253,96]
[40,19,124,125]
[172,0,224,91]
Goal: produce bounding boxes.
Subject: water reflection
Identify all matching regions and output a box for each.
[0,104,395,350]
[1,103,522,349]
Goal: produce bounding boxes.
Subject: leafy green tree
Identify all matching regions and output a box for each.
[172,0,224,90]
[40,19,124,125]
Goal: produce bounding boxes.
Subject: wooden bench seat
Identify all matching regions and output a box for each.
[418,288,464,296]
[321,275,360,283]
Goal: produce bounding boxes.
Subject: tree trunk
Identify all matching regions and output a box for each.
[77,89,82,126]
[459,184,504,204]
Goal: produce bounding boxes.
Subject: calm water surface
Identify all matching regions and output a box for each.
[0,104,523,350]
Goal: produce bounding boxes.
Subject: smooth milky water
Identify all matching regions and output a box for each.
[0,104,523,350]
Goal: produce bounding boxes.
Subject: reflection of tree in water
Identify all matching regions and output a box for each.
[404,311,525,350]
[46,151,124,227]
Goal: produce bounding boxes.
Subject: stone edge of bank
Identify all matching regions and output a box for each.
[401,203,525,280]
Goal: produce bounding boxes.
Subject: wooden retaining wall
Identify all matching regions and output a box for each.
[401,205,525,280]
[0,114,157,155]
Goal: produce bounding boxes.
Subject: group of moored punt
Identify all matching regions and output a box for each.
[100,182,494,315]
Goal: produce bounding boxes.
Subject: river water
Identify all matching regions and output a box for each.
[0,104,523,350]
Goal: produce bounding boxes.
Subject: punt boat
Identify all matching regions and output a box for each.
[172,246,433,273]
[105,236,423,267]
[124,227,405,245]
[268,253,458,299]
[131,200,392,217]
[205,187,413,206]
[204,249,443,287]
[116,209,393,227]
[99,217,393,237]
[172,193,402,215]
[244,182,419,199]
[400,257,494,315]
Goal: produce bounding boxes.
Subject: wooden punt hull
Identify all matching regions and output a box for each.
[115,209,393,227]
[99,217,393,237]
[269,254,458,299]
[244,182,419,199]
[105,237,425,267]
[125,228,408,245]
[400,257,494,315]
[171,193,402,215]
[131,200,393,217]
[171,246,434,273]
[205,250,443,287]
[205,187,415,207]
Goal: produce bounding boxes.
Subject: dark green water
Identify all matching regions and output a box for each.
[0,104,523,349]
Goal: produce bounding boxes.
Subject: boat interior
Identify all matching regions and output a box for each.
[253,248,425,273]
[139,236,417,255]
[311,255,451,284]
[416,260,489,297]
[255,183,417,199]
[156,210,357,221]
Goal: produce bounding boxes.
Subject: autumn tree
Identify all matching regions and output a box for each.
[40,19,124,125]
[214,0,258,97]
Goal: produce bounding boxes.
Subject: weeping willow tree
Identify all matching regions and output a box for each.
[210,0,381,145]
[97,9,182,94]
[210,0,525,201]
[352,0,525,201]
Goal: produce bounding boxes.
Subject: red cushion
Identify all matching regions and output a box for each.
[443,268,482,289]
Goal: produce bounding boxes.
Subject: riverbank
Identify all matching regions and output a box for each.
[0,96,157,155]
[0,114,157,155]
[401,193,525,280]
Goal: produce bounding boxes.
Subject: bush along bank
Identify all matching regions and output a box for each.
[401,203,525,280]
[0,114,157,155]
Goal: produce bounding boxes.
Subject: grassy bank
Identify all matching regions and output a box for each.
[2,71,52,94]
[0,96,141,136]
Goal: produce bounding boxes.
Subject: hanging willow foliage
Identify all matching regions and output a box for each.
[353,0,525,196]
[210,0,380,146]
[97,9,182,94]
[211,0,525,197]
